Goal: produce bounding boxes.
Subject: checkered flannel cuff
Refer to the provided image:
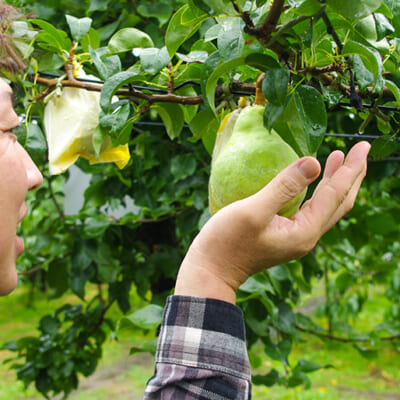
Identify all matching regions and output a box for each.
[156,295,251,380]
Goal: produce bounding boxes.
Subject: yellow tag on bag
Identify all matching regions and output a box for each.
[43,83,130,175]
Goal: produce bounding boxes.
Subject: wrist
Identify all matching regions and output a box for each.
[174,258,237,304]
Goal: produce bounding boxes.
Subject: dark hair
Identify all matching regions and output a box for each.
[0,3,28,76]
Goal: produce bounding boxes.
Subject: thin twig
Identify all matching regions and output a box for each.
[47,175,64,222]
[296,324,400,343]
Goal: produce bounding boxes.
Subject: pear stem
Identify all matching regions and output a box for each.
[254,73,266,106]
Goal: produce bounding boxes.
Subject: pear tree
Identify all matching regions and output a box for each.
[1,0,400,398]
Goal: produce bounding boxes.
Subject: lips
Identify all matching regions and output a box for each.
[18,202,28,225]
[15,235,25,256]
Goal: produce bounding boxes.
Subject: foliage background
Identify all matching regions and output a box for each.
[1,0,400,398]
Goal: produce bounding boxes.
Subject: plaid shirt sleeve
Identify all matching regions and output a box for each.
[143,295,251,399]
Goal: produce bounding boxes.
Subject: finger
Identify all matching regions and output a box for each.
[301,141,370,232]
[323,150,345,179]
[247,156,321,220]
[307,150,345,204]
[322,151,368,231]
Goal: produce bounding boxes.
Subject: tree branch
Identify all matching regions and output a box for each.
[32,75,258,105]
[31,70,395,108]
[296,324,400,343]
[243,0,285,46]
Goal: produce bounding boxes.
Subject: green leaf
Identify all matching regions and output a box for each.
[88,0,112,12]
[200,51,221,109]
[65,15,92,42]
[288,371,311,388]
[264,337,292,364]
[252,369,280,387]
[46,261,69,299]
[353,54,375,89]
[107,28,154,54]
[245,52,279,70]
[326,0,382,20]
[201,0,235,14]
[137,2,173,25]
[374,13,395,40]
[293,359,322,374]
[289,261,311,293]
[92,125,107,158]
[370,134,398,160]
[165,5,209,57]
[89,46,121,80]
[353,344,379,359]
[276,302,296,334]
[139,47,170,74]
[342,40,382,82]
[153,103,184,140]
[39,315,59,336]
[291,0,323,16]
[263,101,288,130]
[83,217,112,238]
[31,19,72,53]
[239,273,274,295]
[384,80,400,107]
[203,56,246,115]
[188,108,220,155]
[217,21,245,60]
[99,101,130,140]
[100,71,137,112]
[262,66,290,106]
[366,211,398,234]
[189,107,219,141]
[272,96,306,156]
[293,85,327,155]
[336,271,356,293]
[170,154,197,182]
[120,305,163,330]
[81,28,101,52]
[25,123,48,165]
[98,17,122,42]
[129,338,158,356]
[272,85,327,157]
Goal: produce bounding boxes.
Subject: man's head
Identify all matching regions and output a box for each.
[0,78,43,295]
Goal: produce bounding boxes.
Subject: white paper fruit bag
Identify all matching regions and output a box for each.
[43,83,130,175]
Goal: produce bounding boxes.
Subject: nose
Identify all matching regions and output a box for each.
[20,145,43,191]
[27,159,43,191]
[10,109,20,130]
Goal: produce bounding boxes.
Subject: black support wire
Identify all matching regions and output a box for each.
[25,117,400,161]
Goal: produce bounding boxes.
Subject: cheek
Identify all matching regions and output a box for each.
[4,159,28,202]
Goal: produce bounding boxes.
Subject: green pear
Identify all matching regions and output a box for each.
[209,104,306,217]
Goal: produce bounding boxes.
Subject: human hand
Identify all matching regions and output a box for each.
[175,141,371,303]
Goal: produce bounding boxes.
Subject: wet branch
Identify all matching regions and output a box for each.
[242,0,285,46]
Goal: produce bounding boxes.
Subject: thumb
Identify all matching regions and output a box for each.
[248,157,321,218]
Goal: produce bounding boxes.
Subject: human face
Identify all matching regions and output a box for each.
[0,78,43,295]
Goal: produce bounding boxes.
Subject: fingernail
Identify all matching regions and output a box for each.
[298,158,317,179]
